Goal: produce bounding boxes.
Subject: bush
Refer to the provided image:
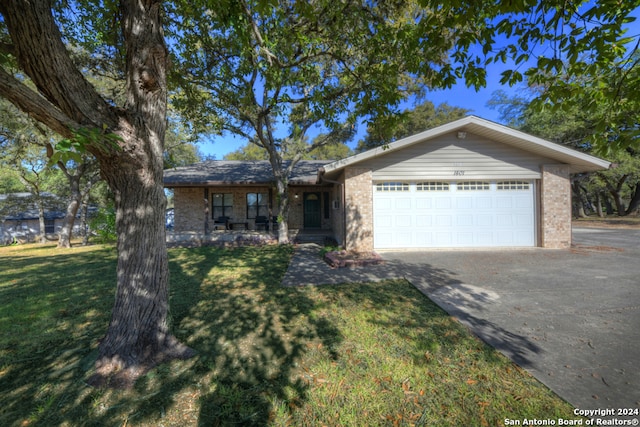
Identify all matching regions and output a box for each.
[89,206,116,243]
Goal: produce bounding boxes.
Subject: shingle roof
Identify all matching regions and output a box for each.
[163,160,332,187]
[0,192,66,221]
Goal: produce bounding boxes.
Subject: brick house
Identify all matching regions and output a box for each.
[164,116,610,251]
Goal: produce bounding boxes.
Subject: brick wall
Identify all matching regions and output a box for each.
[540,164,571,249]
[344,167,373,252]
[173,187,206,233]
[174,185,335,232]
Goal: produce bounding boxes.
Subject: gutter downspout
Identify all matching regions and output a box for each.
[317,167,346,247]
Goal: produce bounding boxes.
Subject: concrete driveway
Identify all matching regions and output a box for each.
[381,227,640,411]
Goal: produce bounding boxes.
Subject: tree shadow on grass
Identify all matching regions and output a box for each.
[0,243,544,426]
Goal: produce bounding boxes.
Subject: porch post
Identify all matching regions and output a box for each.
[204,188,209,235]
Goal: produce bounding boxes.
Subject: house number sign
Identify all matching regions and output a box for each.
[452,162,465,176]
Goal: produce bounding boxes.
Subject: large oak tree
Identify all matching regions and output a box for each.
[0,0,194,387]
[0,0,637,387]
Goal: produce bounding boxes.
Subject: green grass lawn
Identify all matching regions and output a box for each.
[0,243,577,426]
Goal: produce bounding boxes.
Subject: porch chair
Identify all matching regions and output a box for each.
[254,216,268,231]
[212,216,230,231]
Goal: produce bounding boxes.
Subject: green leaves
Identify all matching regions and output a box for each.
[48,126,121,166]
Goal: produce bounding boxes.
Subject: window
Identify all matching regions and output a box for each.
[417,181,450,191]
[457,181,490,191]
[44,219,55,234]
[212,193,233,219]
[246,192,268,219]
[497,181,530,190]
[375,182,409,192]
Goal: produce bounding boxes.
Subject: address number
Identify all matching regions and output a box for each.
[453,170,465,176]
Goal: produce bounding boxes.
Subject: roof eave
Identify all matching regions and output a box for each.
[322,115,611,174]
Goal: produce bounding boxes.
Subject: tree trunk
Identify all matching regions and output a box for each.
[595,192,604,217]
[571,180,587,218]
[36,195,46,244]
[0,0,194,388]
[90,155,194,388]
[57,175,81,248]
[625,182,640,216]
[87,0,195,387]
[275,177,290,244]
[81,194,90,246]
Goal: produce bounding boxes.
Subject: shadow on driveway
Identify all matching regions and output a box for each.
[283,227,640,410]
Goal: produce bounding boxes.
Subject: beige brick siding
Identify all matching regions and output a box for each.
[330,180,345,246]
[344,167,373,252]
[174,187,206,233]
[173,185,334,233]
[540,164,572,249]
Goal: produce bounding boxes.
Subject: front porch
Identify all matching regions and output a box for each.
[166,228,336,247]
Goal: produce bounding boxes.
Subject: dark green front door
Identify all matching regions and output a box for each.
[303,192,321,228]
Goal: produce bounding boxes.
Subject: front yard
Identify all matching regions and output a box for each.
[0,243,577,426]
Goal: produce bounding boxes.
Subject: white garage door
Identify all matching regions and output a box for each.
[373,180,535,249]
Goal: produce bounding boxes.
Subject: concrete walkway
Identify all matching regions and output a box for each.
[281,243,401,286]
[281,229,640,413]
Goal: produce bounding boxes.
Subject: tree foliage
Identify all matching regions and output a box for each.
[431,0,640,152]
[489,87,640,217]
[224,134,352,161]
[356,101,471,152]
[169,0,448,242]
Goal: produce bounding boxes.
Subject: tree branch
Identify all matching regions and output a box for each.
[0,0,115,130]
[0,67,79,138]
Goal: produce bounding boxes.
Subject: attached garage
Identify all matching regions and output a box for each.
[320,116,611,252]
[373,180,535,248]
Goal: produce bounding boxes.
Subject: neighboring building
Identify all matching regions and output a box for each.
[0,192,89,244]
[164,116,610,251]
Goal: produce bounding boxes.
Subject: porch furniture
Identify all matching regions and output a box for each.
[229,221,248,230]
[212,216,230,230]
[254,216,268,231]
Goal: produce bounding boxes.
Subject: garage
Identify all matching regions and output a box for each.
[319,116,611,252]
[373,180,535,249]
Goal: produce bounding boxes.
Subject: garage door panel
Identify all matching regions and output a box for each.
[456,232,474,245]
[395,198,412,210]
[457,215,474,226]
[435,215,452,226]
[415,198,432,209]
[496,214,513,226]
[375,215,393,227]
[496,197,513,208]
[434,232,453,245]
[394,215,412,227]
[376,198,393,210]
[476,197,492,209]
[395,232,413,246]
[375,232,393,247]
[415,232,432,246]
[416,215,432,227]
[476,214,492,227]
[373,180,535,249]
[515,196,533,208]
[475,231,494,245]
[456,197,473,209]
[514,214,533,226]
[435,198,452,209]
